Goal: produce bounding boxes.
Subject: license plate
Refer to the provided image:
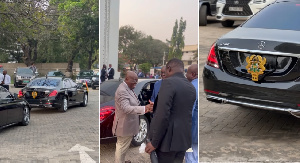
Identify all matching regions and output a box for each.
[229,7,243,12]
[23,80,29,83]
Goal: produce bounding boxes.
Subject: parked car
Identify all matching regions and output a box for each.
[91,72,99,90]
[199,0,218,26]
[76,70,94,87]
[100,79,157,146]
[14,67,38,88]
[0,86,31,128]
[216,0,275,27]
[203,0,300,118]
[19,77,88,112]
[46,71,65,77]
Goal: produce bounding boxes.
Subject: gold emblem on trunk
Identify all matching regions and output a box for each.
[246,55,266,81]
[32,91,38,99]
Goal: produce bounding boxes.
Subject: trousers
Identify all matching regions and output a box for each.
[115,136,132,163]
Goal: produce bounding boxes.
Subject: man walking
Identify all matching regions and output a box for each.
[145,58,196,162]
[185,64,199,163]
[29,63,37,73]
[112,71,153,163]
[107,64,115,80]
[0,70,11,90]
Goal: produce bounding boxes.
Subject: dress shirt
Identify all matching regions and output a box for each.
[191,78,198,144]
[0,74,11,85]
[150,79,162,102]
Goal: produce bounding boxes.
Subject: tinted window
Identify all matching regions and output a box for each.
[242,2,300,31]
[64,79,72,88]
[28,79,60,87]
[79,71,93,76]
[47,71,63,76]
[0,86,12,99]
[17,68,33,74]
[100,80,122,96]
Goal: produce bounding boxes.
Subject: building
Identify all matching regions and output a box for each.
[182,44,198,70]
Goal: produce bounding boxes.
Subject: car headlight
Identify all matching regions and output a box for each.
[16,75,22,79]
[218,0,226,3]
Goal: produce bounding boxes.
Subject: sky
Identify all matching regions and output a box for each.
[119,0,198,45]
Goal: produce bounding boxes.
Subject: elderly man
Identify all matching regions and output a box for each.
[185,64,199,163]
[112,71,153,163]
[0,70,11,90]
[145,59,196,162]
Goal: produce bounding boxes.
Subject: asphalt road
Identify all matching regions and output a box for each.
[0,85,99,162]
[199,21,300,162]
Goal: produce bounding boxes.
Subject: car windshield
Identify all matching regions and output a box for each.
[242,2,300,31]
[27,79,60,87]
[79,71,93,76]
[17,68,33,74]
[47,71,63,76]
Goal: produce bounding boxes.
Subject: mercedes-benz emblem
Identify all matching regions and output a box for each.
[234,0,239,4]
[258,41,266,50]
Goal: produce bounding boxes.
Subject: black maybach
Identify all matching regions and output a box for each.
[203,0,300,117]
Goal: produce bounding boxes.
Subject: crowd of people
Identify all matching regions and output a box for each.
[111,58,198,163]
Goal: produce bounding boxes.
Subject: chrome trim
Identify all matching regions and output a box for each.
[218,47,300,58]
[207,95,300,118]
[235,96,283,104]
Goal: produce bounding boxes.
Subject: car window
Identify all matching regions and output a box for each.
[79,71,93,76]
[242,2,300,31]
[0,86,12,100]
[28,79,60,87]
[17,68,33,74]
[100,80,123,96]
[63,79,72,88]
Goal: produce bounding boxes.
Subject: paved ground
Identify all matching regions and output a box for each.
[0,85,99,162]
[199,21,300,162]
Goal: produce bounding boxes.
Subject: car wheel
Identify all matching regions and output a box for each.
[20,106,30,126]
[221,20,234,27]
[59,96,68,112]
[131,115,149,146]
[80,93,88,107]
[199,5,207,26]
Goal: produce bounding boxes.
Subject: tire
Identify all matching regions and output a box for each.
[199,5,207,26]
[59,96,68,112]
[80,93,88,107]
[20,106,30,126]
[131,115,149,146]
[221,20,234,27]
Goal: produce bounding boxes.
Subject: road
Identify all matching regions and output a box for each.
[199,21,300,162]
[0,85,99,162]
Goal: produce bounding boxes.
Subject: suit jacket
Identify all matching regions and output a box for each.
[112,82,145,137]
[107,67,114,79]
[149,72,196,152]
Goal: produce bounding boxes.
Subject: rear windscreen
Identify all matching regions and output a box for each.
[27,79,60,87]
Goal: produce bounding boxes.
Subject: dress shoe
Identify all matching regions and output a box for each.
[125,161,131,163]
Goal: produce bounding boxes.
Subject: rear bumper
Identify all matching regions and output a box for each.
[203,64,300,114]
[25,98,61,108]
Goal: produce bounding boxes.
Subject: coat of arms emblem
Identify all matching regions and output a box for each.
[32,91,38,99]
[246,55,266,81]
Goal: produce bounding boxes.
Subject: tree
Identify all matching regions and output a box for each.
[139,63,152,76]
[167,17,186,60]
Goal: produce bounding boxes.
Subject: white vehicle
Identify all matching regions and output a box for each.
[216,0,275,27]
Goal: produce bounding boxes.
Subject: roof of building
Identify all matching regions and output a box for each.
[182,45,198,52]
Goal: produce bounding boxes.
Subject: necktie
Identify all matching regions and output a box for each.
[2,75,5,84]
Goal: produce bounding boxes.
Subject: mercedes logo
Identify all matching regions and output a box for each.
[234,0,239,4]
[258,41,266,50]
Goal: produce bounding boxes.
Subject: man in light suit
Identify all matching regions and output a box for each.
[145,58,196,162]
[112,71,153,163]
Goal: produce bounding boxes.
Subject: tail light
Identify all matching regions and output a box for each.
[204,89,220,95]
[100,106,115,122]
[18,90,23,98]
[48,90,58,97]
[207,44,219,68]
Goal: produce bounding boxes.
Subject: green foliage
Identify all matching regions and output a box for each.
[139,63,152,75]
[167,17,186,60]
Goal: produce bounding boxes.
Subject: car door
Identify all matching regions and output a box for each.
[70,79,84,103]
[63,79,74,106]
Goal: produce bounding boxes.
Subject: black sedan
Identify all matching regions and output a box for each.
[91,72,99,90]
[0,86,31,129]
[203,0,300,117]
[19,77,88,112]
[100,79,157,146]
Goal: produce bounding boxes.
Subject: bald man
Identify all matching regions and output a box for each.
[185,64,199,163]
[146,59,196,162]
[112,71,153,163]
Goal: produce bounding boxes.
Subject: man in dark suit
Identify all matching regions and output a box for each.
[107,64,115,80]
[145,58,196,162]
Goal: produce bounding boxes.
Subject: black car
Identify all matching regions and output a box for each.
[203,0,300,117]
[14,67,38,88]
[0,86,31,128]
[100,79,157,146]
[46,71,65,77]
[19,77,88,112]
[91,72,99,90]
[76,70,94,87]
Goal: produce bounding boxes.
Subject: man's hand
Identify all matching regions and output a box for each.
[145,142,156,154]
[145,103,153,113]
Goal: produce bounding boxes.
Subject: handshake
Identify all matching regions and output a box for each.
[145,100,154,113]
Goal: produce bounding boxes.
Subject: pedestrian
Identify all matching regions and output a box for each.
[0,70,11,91]
[29,63,37,73]
[145,58,196,162]
[100,64,107,83]
[107,64,115,80]
[150,66,166,102]
[185,64,199,163]
[137,69,144,78]
[112,71,154,163]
